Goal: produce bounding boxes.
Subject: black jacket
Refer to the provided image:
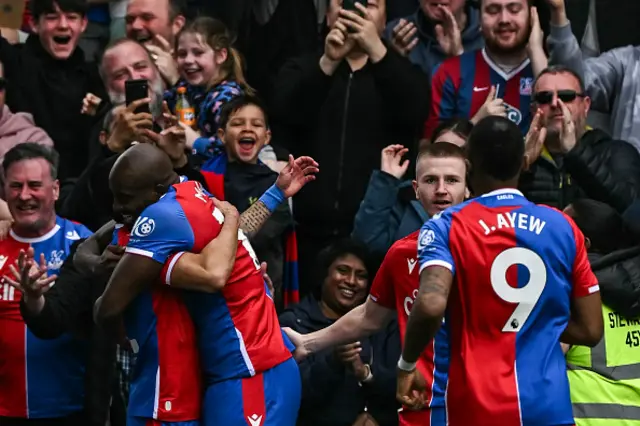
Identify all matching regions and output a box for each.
[19,241,121,426]
[279,296,400,426]
[272,47,430,237]
[590,246,640,319]
[519,129,640,213]
[0,35,105,186]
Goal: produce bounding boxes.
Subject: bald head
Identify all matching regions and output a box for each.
[111,144,174,188]
[110,144,178,226]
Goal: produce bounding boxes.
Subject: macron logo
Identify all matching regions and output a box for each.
[407,258,417,274]
[247,414,263,426]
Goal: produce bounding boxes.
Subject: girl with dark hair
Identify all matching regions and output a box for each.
[563,199,640,425]
[279,239,400,426]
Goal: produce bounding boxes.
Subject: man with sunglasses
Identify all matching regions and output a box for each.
[519,65,640,214]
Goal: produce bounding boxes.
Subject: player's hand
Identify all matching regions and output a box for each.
[81,92,102,116]
[260,262,275,296]
[106,100,154,153]
[275,155,319,198]
[435,6,463,57]
[390,19,418,57]
[98,245,125,275]
[340,4,387,62]
[2,248,57,301]
[471,86,506,124]
[380,144,410,179]
[146,35,180,86]
[557,99,577,153]
[282,327,310,361]
[213,198,240,223]
[523,109,547,171]
[396,367,427,410]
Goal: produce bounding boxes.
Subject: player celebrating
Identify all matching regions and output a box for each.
[284,142,468,426]
[95,144,318,426]
[397,116,603,426]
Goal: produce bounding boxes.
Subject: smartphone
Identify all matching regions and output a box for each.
[125,79,150,115]
[343,0,367,15]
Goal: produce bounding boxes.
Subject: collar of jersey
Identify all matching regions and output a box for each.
[480,188,524,198]
[10,224,61,243]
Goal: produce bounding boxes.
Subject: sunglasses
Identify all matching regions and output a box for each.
[533,90,585,105]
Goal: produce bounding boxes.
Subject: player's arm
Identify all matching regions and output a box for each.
[401,266,452,364]
[95,205,194,324]
[164,200,240,292]
[561,222,604,347]
[302,299,395,354]
[561,293,603,347]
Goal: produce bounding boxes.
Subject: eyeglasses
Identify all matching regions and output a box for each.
[0,78,6,91]
[533,90,585,105]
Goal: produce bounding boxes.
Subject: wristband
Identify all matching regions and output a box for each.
[258,184,286,213]
[397,356,417,372]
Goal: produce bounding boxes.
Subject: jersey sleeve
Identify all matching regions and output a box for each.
[417,213,455,275]
[125,201,195,264]
[369,249,395,309]
[568,218,600,298]
[423,60,459,139]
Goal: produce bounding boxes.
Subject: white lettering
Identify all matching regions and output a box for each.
[482,213,547,236]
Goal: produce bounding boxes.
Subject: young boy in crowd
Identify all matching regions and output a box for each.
[201,95,295,310]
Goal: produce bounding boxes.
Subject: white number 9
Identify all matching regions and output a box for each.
[490,247,546,333]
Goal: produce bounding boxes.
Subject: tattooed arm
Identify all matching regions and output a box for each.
[239,200,273,239]
[401,266,453,363]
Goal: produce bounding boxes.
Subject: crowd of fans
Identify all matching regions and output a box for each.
[0,0,639,425]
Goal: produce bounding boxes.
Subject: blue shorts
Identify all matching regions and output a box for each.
[202,357,301,426]
[398,406,446,426]
[127,418,200,426]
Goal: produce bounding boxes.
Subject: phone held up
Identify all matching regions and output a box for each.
[125,79,162,133]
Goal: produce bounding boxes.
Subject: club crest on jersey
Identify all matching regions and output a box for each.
[47,250,65,270]
[504,102,523,125]
[519,77,533,96]
[132,216,156,238]
[419,229,435,248]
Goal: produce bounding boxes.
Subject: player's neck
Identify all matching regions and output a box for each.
[472,177,519,197]
[484,47,528,69]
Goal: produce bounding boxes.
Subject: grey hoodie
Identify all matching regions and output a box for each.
[548,22,640,152]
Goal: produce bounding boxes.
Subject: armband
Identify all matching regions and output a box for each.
[397,356,417,372]
[258,184,286,213]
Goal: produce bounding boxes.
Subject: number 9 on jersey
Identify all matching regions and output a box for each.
[490,247,547,333]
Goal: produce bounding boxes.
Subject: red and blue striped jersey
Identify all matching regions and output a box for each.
[0,217,92,418]
[417,188,599,426]
[369,231,449,409]
[126,180,292,386]
[424,49,534,139]
[113,226,201,422]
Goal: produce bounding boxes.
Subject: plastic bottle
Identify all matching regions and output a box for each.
[175,86,196,128]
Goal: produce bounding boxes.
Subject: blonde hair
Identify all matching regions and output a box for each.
[177,17,255,95]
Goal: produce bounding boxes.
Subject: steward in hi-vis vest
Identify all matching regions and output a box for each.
[567,246,640,425]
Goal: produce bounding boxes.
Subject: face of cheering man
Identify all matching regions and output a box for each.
[481,0,531,55]
[413,146,468,217]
